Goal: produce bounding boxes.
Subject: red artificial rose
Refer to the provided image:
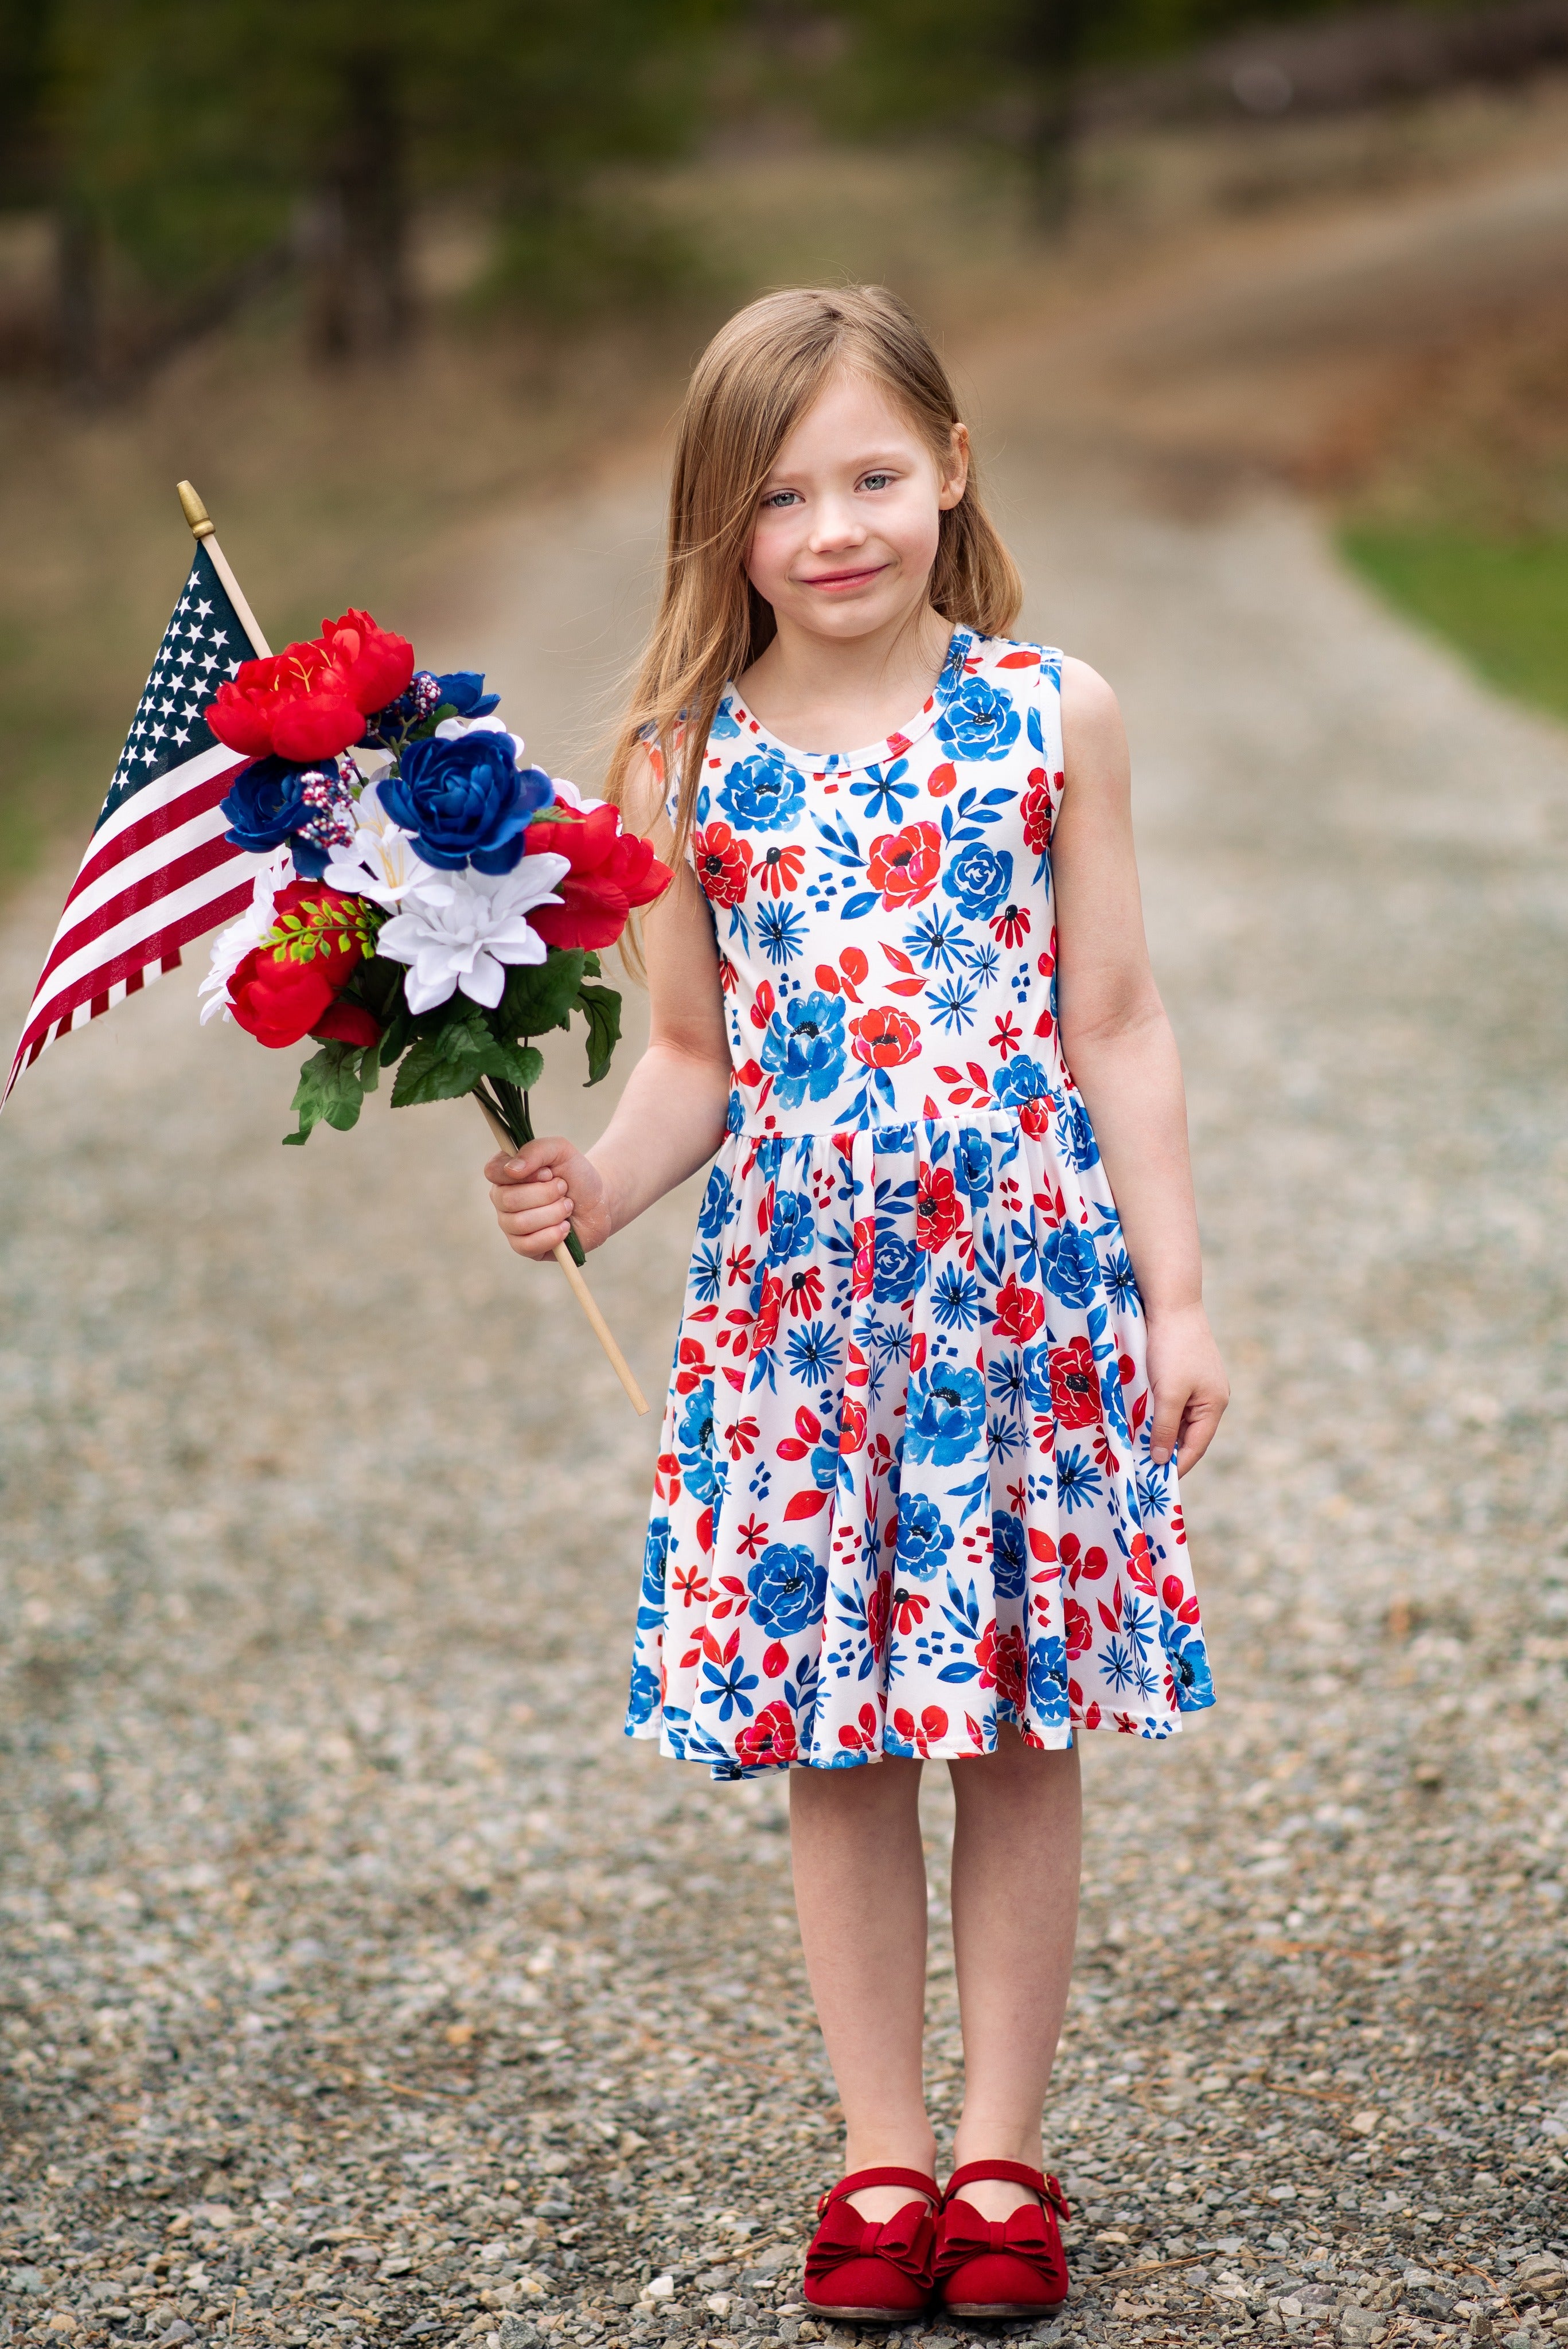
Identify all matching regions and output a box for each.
[1048,1336,1101,1428]
[692,821,752,908]
[992,1273,1046,1343]
[734,1698,798,1768]
[228,881,370,1050]
[914,1162,963,1252]
[317,609,415,715]
[312,997,382,1047]
[849,1005,921,1068]
[525,804,673,950]
[867,821,941,908]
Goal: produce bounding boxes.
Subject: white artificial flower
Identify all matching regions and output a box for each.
[434,712,525,761]
[321,781,440,910]
[198,845,293,1024]
[375,853,570,1014]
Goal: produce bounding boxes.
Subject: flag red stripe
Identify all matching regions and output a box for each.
[68,763,241,910]
[6,883,252,1099]
[33,828,247,1000]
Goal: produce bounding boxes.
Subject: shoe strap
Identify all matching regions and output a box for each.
[944,2160,1071,2218]
[818,2165,939,2215]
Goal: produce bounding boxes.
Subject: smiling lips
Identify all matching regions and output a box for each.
[798,562,890,593]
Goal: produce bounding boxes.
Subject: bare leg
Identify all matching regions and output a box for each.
[947,1729,1082,2218]
[790,1756,937,2220]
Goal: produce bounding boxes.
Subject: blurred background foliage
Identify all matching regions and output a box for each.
[0,0,1565,887]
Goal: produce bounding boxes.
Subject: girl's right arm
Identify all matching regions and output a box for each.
[486,763,732,1261]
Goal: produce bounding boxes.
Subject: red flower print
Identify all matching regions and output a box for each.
[891,1701,947,1755]
[751,1269,783,1353]
[1021,771,1053,858]
[976,1621,1026,1711]
[1048,1336,1101,1429]
[1059,1534,1109,1585]
[915,1163,962,1251]
[851,1215,875,1300]
[849,1005,921,1068]
[1019,1094,1053,1139]
[989,902,1031,949]
[755,842,805,897]
[838,1702,881,1755]
[723,1415,760,1460]
[726,1244,756,1287]
[735,1515,769,1559]
[840,1397,868,1454]
[735,1700,798,1767]
[1125,1532,1157,1594]
[989,1013,1022,1059]
[1064,1596,1093,1658]
[867,1571,892,1654]
[692,822,751,908]
[992,1274,1046,1343]
[891,1586,930,1636]
[671,1564,709,1608]
[784,1266,825,1318]
[868,821,941,909]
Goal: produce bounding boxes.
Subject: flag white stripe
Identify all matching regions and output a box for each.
[81,739,243,867]
[51,793,246,941]
[25,861,254,1031]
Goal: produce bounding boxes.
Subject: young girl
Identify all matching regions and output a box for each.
[486,286,1227,2324]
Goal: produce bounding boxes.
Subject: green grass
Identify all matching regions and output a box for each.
[1341,523,1568,727]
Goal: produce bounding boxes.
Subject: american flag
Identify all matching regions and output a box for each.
[4,541,260,1106]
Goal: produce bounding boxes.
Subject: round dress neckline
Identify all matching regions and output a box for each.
[722,626,972,778]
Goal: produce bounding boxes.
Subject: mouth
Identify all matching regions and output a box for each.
[797,563,888,593]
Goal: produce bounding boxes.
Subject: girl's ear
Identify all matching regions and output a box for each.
[939,421,971,512]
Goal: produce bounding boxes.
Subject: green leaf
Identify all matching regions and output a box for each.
[357,1044,380,1094]
[282,1043,370,1145]
[389,1011,490,1108]
[576,981,622,1086]
[483,1036,544,1089]
[498,949,586,1040]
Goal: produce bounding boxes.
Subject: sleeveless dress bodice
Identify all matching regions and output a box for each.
[626,629,1214,1776]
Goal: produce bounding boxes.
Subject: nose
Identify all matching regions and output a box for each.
[808,493,868,554]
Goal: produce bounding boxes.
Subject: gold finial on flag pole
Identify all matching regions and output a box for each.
[174,479,272,660]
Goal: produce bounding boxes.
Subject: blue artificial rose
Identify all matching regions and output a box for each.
[1039,1222,1101,1311]
[991,1509,1027,1601]
[748,1540,827,1638]
[934,675,1021,763]
[381,731,553,874]
[953,1128,994,1203]
[1056,1097,1100,1172]
[1027,1633,1070,1723]
[759,989,846,1110]
[992,1053,1052,1112]
[1163,1614,1215,1710]
[625,1661,661,1727]
[434,669,500,717]
[696,1164,734,1238]
[872,1225,920,1305]
[641,1517,670,1613]
[942,839,1013,921]
[716,747,807,833]
[221,754,317,852]
[903,1364,986,1466]
[895,1492,953,1584]
[676,1379,721,1507]
[768,1189,815,1262]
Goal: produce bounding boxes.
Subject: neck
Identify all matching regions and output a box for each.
[741,600,954,750]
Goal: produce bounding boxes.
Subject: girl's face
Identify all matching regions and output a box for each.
[746,368,968,645]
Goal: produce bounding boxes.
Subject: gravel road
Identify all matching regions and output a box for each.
[3,352,1567,2349]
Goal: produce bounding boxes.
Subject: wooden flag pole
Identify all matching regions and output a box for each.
[475,1098,649,1416]
[176,479,649,1419]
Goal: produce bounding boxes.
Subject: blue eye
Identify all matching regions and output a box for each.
[861,473,894,490]
[762,489,799,509]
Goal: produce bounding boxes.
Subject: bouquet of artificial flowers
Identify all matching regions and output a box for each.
[196,610,669,1267]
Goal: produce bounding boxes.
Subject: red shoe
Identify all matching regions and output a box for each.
[802,2165,939,2323]
[935,2160,1071,2319]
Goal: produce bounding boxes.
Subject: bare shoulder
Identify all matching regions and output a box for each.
[1059,655,1125,749]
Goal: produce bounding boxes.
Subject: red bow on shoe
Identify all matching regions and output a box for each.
[805,2195,937,2289]
[935,2171,1071,2296]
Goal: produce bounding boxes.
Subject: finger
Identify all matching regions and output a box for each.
[1148,1382,1187,1466]
[508,1215,574,1259]
[490,1174,571,1215]
[1172,1394,1226,1473]
[483,1138,566,1183]
[499,1195,575,1235]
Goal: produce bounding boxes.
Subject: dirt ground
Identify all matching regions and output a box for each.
[3,95,1568,2349]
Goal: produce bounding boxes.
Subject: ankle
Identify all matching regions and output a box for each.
[950,2126,1045,2174]
[843,2127,938,2182]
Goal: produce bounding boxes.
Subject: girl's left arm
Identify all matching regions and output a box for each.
[1050,658,1229,1470]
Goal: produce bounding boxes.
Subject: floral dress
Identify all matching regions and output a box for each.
[625,629,1215,1777]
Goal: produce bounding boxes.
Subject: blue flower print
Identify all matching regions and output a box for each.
[904,1365,987,1466]
[768,1189,816,1262]
[640,1517,670,1621]
[748,1541,827,1637]
[872,1227,920,1304]
[991,1510,1027,1601]
[943,840,1014,922]
[1056,1096,1100,1172]
[992,1053,1052,1114]
[895,1492,954,1583]
[1039,1222,1101,1310]
[701,1653,760,1722]
[785,1319,842,1389]
[760,989,847,1109]
[1027,1633,1070,1723]
[1163,1613,1214,1710]
[709,703,742,741]
[1020,1344,1054,1418]
[1102,1245,1140,1313]
[953,1129,994,1204]
[626,1661,661,1727]
[1054,1443,1103,1513]
[935,674,1021,763]
[717,747,806,833]
[930,1265,981,1331]
[757,900,808,965]
[696,1164,734,1239]
[677,1380,721,1507]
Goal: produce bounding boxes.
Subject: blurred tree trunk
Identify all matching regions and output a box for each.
[1016,0,1094,228]
[306,44,411,362]
[54,200,102,400]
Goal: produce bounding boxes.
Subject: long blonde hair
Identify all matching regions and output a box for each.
[606,284,1023,858]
